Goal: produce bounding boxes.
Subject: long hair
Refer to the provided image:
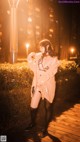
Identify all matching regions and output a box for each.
[39,39,54,57]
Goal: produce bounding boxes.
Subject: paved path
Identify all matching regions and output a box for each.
[44,103,80,142]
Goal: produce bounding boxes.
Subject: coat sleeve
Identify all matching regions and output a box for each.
[46,57,60,79]
[27,52,36,72]
[27,52,42,72]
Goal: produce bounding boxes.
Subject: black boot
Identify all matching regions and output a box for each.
[38,99,52,138]
[37,128,48,138]
[25,107,37,131]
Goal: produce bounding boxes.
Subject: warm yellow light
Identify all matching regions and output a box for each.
[49,34,52,37]
[25,43,30,56]
[26,43,30,49]
[28,17,32,22]
[49,14,53,18]
[70,47,75,54]
[7,10,10,15]
[35,7,40,12]
[49,29,54,33]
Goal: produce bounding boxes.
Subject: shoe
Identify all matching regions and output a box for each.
[37,129,48,138]
[25,123,35,131]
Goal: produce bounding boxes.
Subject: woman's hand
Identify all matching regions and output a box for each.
[30,52,36,59]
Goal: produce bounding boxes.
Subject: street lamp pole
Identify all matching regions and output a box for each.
[8,0,20,63]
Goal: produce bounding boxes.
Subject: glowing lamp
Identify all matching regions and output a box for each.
[26,43,30,56]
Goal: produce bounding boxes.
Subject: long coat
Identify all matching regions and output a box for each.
[27,52,59,103]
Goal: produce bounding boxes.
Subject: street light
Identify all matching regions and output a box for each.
[70,47,75,54]
[25,43,30,56]
[69,46,77,60]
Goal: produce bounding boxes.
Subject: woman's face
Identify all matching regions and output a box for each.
[40,46,45,54]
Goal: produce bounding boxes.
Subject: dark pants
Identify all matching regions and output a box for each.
[41,99,52,131]
[30,98,52,132]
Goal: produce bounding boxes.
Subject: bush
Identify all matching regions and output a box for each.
[0,62,33,90]
[56,60,77,78]
[0,60,77,90]
[59,60,77,72]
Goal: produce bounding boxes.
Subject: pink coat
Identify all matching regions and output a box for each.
[27,52,59,103]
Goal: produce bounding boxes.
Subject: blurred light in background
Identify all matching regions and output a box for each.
[25,43,30,56]
[69,46,78,61]
[7,10,10,15]
[27,17,32,22]
[26,43,30,48]
[49,28,54,33]
[70,46,75,54]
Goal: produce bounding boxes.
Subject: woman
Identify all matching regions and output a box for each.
[26,39,60,138]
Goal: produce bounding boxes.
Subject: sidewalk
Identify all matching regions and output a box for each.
[48,103,80,142]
